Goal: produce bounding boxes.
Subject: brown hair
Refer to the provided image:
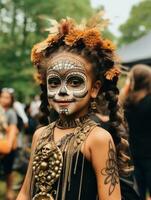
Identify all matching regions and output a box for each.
[31,18,132,175]
[124,64,151,106]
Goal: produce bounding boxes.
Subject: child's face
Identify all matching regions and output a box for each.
[46,52,101,117]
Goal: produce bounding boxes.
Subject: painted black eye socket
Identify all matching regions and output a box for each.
[67,76,84,87]
[48,77,61,88]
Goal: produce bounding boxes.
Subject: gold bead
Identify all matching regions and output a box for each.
[35,156,39,160]
[40,162,48,170]
[51,161,55,166]
[51,172,56,178]
[47,176,51,181]
[54,166,59,172]
[56,160,60,165]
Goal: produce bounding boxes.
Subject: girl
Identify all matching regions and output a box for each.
[17,17,132,200]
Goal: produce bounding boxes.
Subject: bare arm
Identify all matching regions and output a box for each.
[16,127,45,200]
[90,127,121,200]
[0,124,18,154]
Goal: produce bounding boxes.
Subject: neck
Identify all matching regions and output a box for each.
[56,113,89,129]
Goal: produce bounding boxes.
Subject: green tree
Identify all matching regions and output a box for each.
[0,0,116,100]
[118,0,151,45]
[0,0,94,100]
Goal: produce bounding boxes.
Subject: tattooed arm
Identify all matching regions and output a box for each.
[89,127,121,200]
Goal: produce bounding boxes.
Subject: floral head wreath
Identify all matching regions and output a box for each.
[31,12,120,83]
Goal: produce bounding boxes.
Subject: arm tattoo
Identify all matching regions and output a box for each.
[101,140,119,195]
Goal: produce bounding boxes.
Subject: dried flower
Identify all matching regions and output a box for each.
[64,29,84,46]
[31,17,117,66]
[46,34,60,46]
[58,18,75,35]
[105,67,120,80]
[102,39,116,51]
[83,28,101,48]
[31,43,44,65]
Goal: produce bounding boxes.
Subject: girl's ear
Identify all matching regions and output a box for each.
[90,80,101,98]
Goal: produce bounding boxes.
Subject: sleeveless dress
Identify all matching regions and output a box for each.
[54,151,98,200]
[31,119,99,200]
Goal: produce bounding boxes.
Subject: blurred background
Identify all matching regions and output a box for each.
[1,0,151,100]
[0,0,151,199]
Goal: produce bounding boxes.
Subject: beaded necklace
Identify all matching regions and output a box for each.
[32,117,97,200]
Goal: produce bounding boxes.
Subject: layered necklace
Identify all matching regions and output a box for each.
[32,115,97,200]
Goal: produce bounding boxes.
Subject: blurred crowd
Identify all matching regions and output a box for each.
[0,89,42,200]
[0,64,151,200]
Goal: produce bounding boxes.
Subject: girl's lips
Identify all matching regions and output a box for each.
[54,99,75,103]
[53,99,75,106]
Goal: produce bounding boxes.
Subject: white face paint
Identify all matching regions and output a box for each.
[47,57,90,116]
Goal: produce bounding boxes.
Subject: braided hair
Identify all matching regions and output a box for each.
[31,18,132,175]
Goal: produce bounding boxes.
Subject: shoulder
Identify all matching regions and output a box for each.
[6,108,16,116]
[6,108,17,124]
[87,126,115,152]
[33,125,48,141]
[31,125,48,150]
[90,126,113,144]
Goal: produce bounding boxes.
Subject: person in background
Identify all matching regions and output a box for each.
[13,98,29,148]
[13,100,28,130]
[30,95,41,118]
[24,104,38,145]
[0,88,18,200]
[121,64,151,200]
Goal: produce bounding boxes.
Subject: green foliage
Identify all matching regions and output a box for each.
[0,0,115,100]
[118,0,151,45]
[0,0,93,100]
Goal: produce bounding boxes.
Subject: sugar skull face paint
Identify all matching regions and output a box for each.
[46,52,101,117]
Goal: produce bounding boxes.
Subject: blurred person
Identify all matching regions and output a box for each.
[30,95,41,118]
[17,16,134,200]
[24,104,38,145]
[0,104,8,139]
[121,64,151,200]
[12,92,29,148]
[0,88,18,200]
[13,100,28,130]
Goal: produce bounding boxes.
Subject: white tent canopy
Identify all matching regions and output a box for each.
[117,32,151,64]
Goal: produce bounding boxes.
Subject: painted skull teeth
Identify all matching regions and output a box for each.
[47,57,89,115]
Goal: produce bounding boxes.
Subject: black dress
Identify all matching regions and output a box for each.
[55,151,98,200]
[31,120,99,200]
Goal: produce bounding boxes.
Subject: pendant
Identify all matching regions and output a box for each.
[32,192,54,200]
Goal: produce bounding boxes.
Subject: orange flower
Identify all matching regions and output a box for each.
[105,67,120,80]
[46,34,60,45]
[102,39,116,51]
[33,72,46,84]
[31,43,44,65]
[83,28,101,48]
[64,29,84,46]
